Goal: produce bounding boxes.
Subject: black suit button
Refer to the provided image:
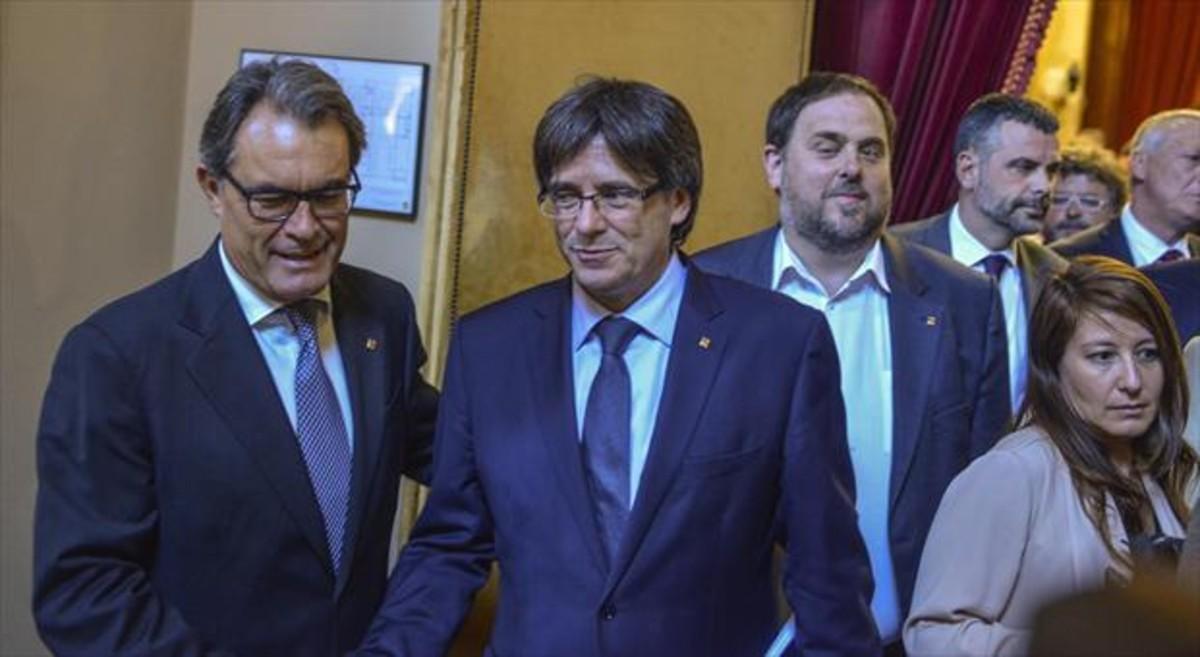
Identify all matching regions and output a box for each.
[600,604,616,620]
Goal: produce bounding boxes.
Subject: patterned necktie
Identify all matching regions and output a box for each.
[285,300,352,574]
[981,254,1009,281]
[1156,248,1185,264]
[581,316,640,567]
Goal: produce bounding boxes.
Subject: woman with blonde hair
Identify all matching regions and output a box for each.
[904,256,1198,656]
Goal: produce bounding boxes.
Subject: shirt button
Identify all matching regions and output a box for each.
[600,604,616,620]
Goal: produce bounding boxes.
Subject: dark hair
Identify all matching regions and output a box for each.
[765,71,896,151]
[1019,256,1197,567]
[533,77,702,246]
[199,58,366,177]
[953,93,1058,158]
[1059,145,1128,209]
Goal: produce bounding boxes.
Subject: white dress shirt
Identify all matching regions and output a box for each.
[571,253,685,505]
[218,240,355,449]
[949,205,1027,411]
[1122,205,1192,266]
[772,231,901,642]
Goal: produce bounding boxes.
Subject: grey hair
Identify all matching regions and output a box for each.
[199,58,366,176]
[1131,109,1200,155]
[954,93,1058,158]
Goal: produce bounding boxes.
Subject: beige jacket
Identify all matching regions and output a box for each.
[904,427,1186,656]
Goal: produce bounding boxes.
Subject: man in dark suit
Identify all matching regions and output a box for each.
[1052,109,1200,266]
[34,59,437,656]
[695,72,1009,656]
[1145,259,1200,343]
[356,78,878,657]
[892,93,1067,411]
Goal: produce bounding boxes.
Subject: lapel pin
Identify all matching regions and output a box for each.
[698,336,712,349]
[365,338,379,351]
[925,315,938,327]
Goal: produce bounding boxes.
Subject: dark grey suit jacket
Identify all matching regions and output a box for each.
[693,228,1010,617]
[1144,259,1200,343]
[1050,215,1200,266]
[892,210,1068,312]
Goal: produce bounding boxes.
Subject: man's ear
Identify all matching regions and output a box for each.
[667,188,692,229]
[196,164,225,218]
[1129,150,1148,185]
[763,144,784,195]
[955,149,980,191]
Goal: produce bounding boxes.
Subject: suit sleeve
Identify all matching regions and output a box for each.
[903,450,1034,656]
[970,282,1012,458]
[33,323,234,657]
[781,316,882,657]
[397,289,439,486]
[355,327,493,657]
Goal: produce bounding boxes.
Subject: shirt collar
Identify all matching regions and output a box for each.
[772,227,891,297]
[571,252,686,351]
[1123,204,1188,263]
[949,203,1016,267]
[218,238,333,327]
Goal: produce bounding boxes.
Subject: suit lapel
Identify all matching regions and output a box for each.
[182,245,331,569]
[1186,233,1200,259]
[528,279,608,575]
[329,273,387,594]
[604,265,727,594]
[1108,221,1136,264]
[881,237,941,511]
[1014,236,1069,311]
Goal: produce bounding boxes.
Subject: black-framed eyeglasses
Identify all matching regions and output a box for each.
[537,182,665,220]
[223,170,362,222]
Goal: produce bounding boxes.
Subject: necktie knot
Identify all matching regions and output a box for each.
[1157,248,1185,264]
[980,254,1009,280]
[285,300,322,342]
[593,316,641,356]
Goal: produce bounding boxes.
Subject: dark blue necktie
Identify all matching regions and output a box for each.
[285,300,352,574]
[1157,248,1185,264]
[981,254,1008,281]
[581,316,640,567]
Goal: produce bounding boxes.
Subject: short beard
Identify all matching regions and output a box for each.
[785,197,887,255]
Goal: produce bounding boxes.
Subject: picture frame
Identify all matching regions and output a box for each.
[240,49,429,219]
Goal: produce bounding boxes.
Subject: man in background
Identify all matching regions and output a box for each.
[1052,109,1200,265]
[696,72,1008,656]
[34,59,437,656]
[893,93,1068,412]
[1041,145,1125,243]
[356,77,878,657]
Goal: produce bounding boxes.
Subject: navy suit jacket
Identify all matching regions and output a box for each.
[1049,216,1200,265]
[892,211,1068,312]
[1145,259,1200,343]
[357,263,879,657]
[34,242,438,657]
[693,228,1010,617]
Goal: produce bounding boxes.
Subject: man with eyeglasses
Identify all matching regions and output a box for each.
[893,93,1068,412]
[1052,109,1200,266]
[1040,146,1126,244]
[33,59,437,656]
[696,72,1009,657]
[355,77,879,657]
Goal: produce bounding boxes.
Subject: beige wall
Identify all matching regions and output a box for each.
[0,2,193,654]
[172,0,442,294]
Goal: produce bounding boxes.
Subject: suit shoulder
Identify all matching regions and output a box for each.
[889,214,941,239]
[83,260,196,334]
[456,279,565,331]
[691,227,774,276]
[1048,221,1108,256]
[701,271,828,330]
[900,239,994,294]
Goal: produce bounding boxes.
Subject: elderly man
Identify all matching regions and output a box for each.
[1052,109,1200,265]
[696,72,1008,656]
[893,93,1068,411]
[1041,145,1126,243]
[34,59,437,656]
[356,78,878,657]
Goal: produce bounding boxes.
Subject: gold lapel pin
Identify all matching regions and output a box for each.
[698,336,712,349]
[925,315,938,327]
[365,338,379,351]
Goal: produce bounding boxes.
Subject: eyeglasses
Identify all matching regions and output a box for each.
[1050,193,1108,211]
[537,183,665,220]
[223,170,361,222]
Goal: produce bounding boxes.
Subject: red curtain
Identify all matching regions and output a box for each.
[810,0,1047,225]
[1112,1,1200,147]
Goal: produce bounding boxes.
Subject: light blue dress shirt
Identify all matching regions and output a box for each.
[949,205,1027,412]
[770,233,900,644]
[1122,205,1192,266]
[571,254,685,505]
[218,241,355,450]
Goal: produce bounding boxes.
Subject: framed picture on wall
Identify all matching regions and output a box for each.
[240,49,429,219]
